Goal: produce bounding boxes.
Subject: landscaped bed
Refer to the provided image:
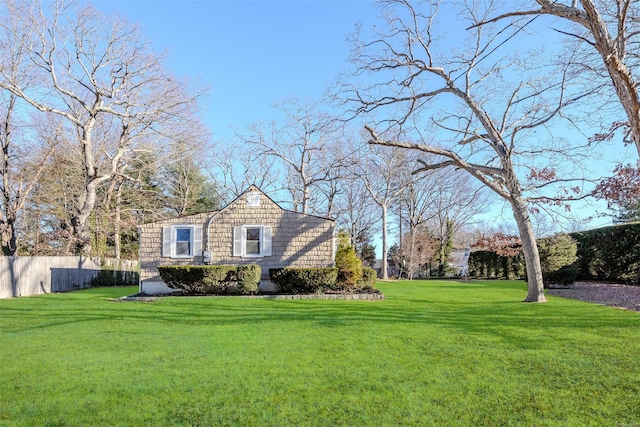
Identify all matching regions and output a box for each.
[546,281,640,312]
[1,280,638,426]
[155,265,381,297]
[117,291,384,301]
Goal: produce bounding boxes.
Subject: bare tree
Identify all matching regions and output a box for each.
[340,0,592,301]
[423,170,490,275]
[240,98,352,215]
[0,110,56,255]
[475,0,640,156]
[394,224,438,279]
[334,177,379,249]
[395,154,440,278]
[207,140,282,205]
[0,9,58,255]
[355,144,408,280]
[0,1,205,254]
[394,157,489,277]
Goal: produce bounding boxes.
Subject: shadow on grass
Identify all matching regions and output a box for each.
[2,281,637,350]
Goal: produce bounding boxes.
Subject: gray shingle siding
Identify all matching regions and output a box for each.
[139,186,335,284]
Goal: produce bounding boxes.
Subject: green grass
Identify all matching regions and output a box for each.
[1,280,638,426]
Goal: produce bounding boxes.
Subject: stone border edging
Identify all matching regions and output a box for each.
[111,293,384,302]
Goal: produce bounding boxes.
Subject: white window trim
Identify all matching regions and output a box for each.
[233,225,272,258]
[162,225,202,259]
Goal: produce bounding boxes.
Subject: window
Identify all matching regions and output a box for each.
[233,225,272,257]
[162,225,202,258]
[245,227,261,255]
[175,227,192,256]
[246,192,261,207]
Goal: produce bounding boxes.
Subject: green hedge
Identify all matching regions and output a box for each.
[157,265,260,295]
[358,267,377,289]
[570,222,640,285]
[468,223,639,285]
[236,265,261,294]
[89,268,139,287]
[468,250,525,280]
[269,268,339,294]
[269,267,379,294]
[537,233,579,286]
[469,237,577,285]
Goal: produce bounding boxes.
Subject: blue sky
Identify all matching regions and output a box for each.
[94,0,379,139]
[91,0,633,235]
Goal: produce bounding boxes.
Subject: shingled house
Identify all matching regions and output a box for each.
[138,186,336,294]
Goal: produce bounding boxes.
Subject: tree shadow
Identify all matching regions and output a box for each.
[3,287,637,353]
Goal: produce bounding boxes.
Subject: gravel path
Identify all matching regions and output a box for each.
[546,281,640,312]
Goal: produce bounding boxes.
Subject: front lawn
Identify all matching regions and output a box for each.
[1,280,638,426]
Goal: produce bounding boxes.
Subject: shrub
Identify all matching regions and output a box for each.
[357,267,377,289]
[89,268,139,287]
[468,250,525,280]
[269,268,338,294]
[537,233,578,287]
[236,265,261,295]
[570,222,640,285]
[157,265,260,295]
[543,263,579,287]
[335,240,363,289]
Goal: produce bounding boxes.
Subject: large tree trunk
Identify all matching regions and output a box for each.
[1,94,17,256]
[114,181,122,260]
[71,120,108,255]
[71,179,98,255]
[511,196,546,302]
[381,203,389,280]
[408,230,416,280]
[3,218,16,255]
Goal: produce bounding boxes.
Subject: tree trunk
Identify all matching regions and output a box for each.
[536,0,640,156]
[302,184,310,215]
[381,203,389,280]
[71,179,98,255]
[1,219,16,255]
[6,218,16,255]
[408,230,416,280]
[511,196,546,302]
[579,0,640,156]
[114,181,122,260]
[1,94,16,256]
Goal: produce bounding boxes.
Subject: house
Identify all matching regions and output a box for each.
[449,247,471,276]
[138,185,336,294]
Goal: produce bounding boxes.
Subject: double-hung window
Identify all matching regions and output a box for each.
[175,227,192,256]
[162,225,202,258]
[233,225,272,257]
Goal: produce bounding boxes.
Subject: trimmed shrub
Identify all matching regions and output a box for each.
[537,233,578,287]
[468,250,525,280]
[89,268,139,287]
[335,242,363,289]
[570,222,640,285]
[157,265,260,295]
[269,268,339,294]
[469,224,639,285]
[236,264,260,295]
[357,267,377,289]
[543,263,579,287]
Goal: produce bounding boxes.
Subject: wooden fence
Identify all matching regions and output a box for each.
[0,257,139,299]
